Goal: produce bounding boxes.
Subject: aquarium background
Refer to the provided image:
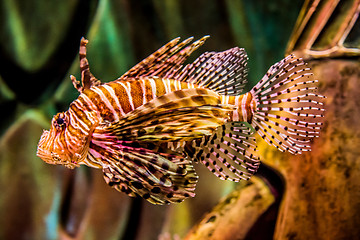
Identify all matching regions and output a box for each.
[0,0,359,239]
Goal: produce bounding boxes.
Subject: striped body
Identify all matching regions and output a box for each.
[73,77,255,124]
[69,77,255,168]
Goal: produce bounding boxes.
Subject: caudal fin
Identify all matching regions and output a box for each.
[250,54,325,154]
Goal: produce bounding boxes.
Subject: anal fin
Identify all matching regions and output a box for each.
[193,122,260,181]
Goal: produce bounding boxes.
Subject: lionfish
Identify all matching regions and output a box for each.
[37,36,325,204]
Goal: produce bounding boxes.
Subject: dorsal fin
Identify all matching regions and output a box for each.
[71,37,102,93]
[119,36,209,80]
[173,47,249,96]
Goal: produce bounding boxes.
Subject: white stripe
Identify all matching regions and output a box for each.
[177,79,182,90]
[103,84,123,119]
[173,79,179,91]
[233,96,240,121]
[92,87,119,119]
[64,131,80,152]
[167,142,174,150]
[149,78,157,98]
[162,79,169,93]
[241,94,248,122]
[187,82,192,89]
[68,108,89,134]
[140,78,147,104]
[167,79,173,93]
[221,95,229,105]
[79,94,98,113]
[118,81,135,110]
[55,133,67,152]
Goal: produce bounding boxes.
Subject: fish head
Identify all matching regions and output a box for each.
[37,111,96,169]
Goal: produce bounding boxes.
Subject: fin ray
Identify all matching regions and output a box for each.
[192,122,260,181]
[120,37,209,79]
[93,140,198,205]
[98,88,234,142]
[174,48,249,96]
[250,54,325,154]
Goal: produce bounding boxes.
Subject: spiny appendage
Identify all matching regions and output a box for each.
[250,54,325,154]
[71,37,102,93]
[174,47,249,96]
[193,122,260,182]
[90,138,198,205]
[120,36,209,80]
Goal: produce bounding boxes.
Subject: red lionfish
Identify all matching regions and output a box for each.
[37,36,325,204]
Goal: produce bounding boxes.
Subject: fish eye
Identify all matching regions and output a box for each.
[56,117,65,125]
[53,113,67,130]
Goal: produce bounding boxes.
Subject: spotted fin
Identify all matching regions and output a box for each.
[192,122,260,182]
[120,36,209,79]
[250,54,325,154]
[99,88,234,142]
[93,140,198,204]
[174,47,249,96]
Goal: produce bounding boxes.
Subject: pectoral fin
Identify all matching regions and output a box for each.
[97,88,234,142]
[91,140,198,204]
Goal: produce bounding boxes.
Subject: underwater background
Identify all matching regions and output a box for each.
[0,0,359,239]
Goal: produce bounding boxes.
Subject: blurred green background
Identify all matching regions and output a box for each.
[0,0,304,239]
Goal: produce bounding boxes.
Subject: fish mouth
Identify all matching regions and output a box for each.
[36,130,82,169]
[36,147,79,169]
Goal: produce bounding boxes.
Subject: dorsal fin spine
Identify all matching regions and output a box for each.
[72,37,102,93]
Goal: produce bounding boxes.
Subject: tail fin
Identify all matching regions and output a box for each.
[250,54,325,154]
